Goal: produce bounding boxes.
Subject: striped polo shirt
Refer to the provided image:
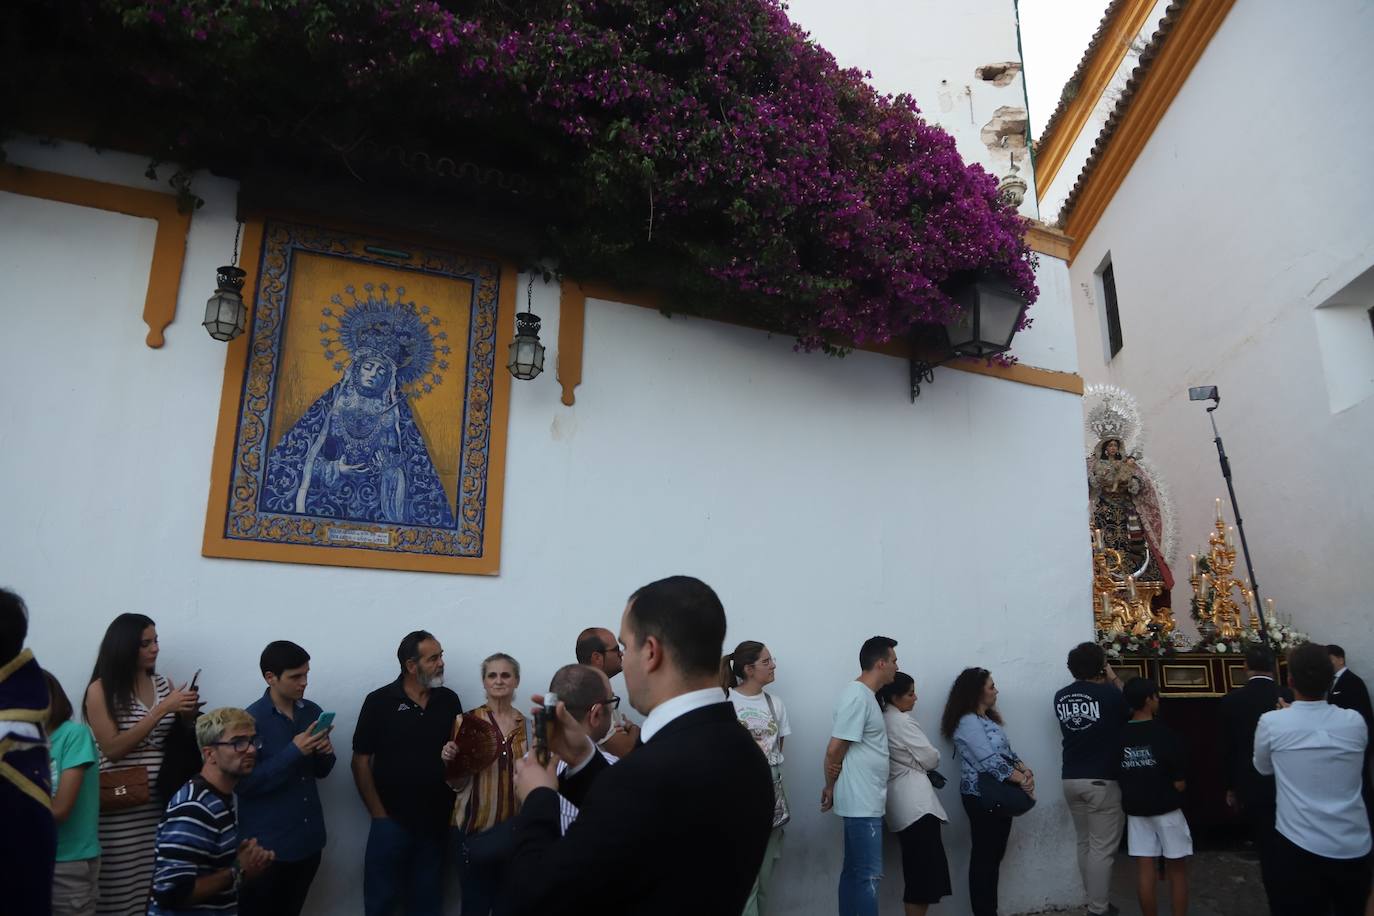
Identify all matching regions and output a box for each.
[149,775,240,914]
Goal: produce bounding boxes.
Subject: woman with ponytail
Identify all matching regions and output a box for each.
[721,641,790,916]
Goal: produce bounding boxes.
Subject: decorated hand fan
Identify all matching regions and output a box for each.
[444,713,501,779]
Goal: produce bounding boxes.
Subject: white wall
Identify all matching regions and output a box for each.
[1037,0,1172,225]
[2,138,1089,915]
[1069,1,1374,650]
[786,0,1040,217]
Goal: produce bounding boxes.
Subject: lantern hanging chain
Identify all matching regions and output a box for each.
[231,222,243,268]
[526,274,535,317]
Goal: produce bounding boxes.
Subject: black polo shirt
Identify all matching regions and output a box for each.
[353,676,462,834]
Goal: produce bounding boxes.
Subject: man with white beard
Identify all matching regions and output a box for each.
[351,630,463,916]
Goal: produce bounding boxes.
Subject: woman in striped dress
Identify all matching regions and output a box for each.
[444,652,526,916]
[83,614,197,916]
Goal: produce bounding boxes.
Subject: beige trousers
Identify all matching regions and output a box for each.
[1062,778,1124,915]
[52,857,100,916]
[740,826,784,916]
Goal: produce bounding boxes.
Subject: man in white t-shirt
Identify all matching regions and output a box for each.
[1255,642,1372,915]
[822,637,898,916]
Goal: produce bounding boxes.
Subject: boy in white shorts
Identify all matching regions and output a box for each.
[1119,677,1191,916]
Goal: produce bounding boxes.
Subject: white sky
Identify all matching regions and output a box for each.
[1019,0,1113,139]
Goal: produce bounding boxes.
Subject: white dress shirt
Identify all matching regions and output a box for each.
[883,706,947,832]
[563,686,727,778]
[1254,700,1372,859]
[640,687,731,743]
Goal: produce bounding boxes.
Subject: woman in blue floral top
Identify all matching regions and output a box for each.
[940,668,1035,916]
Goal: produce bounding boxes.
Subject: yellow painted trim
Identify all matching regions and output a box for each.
[1064,0,1237,263]
[0,165,192,348]
[1035,0,1159,201]
[557,280,586,406]
[1024,221,1073,261]
[575,282,1083,397]
[201,216,515,576]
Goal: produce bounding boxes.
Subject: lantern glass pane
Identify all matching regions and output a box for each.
[507,335,545,379]
[977,286,1025,350]
[945,309,976,350]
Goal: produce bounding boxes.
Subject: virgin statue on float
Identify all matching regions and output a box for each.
[1084,385,1175,589]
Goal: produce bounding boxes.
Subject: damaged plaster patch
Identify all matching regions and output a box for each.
[975,61,1022,87]
[981,106,1029,164]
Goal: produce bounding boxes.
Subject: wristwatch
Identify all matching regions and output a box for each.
[230,863,244,892]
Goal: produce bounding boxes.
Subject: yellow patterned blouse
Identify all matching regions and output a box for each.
[453,704,527,834]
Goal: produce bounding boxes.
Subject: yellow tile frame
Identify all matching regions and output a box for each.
[202,214,516,575]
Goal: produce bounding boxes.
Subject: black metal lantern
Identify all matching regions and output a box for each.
[203,266,248,341]
[507,312,545,380]
[910,273,1029,400]
[204,222,248,342]
[507,276,546,380]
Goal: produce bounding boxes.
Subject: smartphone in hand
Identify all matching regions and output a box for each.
[310,712,336,736]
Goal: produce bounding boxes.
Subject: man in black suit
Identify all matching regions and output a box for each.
[1328,644,1374,844]
[503,576,773,916]
[1329,645,1374,729]
[1219,645,1292,916]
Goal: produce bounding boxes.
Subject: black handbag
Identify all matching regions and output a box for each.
[975,771,1035,817]
[926,769,947,790]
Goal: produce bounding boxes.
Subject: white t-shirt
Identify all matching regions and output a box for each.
[729,689,792,766]
[831,681,889,818]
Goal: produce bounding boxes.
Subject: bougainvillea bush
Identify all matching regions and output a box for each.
[6,0,1037,351]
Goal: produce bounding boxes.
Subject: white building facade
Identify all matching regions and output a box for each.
[1046,0,1374,650]
[1,3,1101,914]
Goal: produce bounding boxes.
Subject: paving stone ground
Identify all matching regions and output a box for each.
[1014,842,1270,916]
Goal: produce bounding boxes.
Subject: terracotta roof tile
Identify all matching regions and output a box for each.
[1034,0,1135,150]
[1057,2,1187,222]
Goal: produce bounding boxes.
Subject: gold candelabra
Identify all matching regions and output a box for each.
[1188,499,1255,640]
[1092,530,1173,637]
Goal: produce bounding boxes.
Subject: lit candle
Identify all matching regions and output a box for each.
[1227,526,1236,549]
[1200,573,1210,596]
[1094,528,1104,551]
[1127,575,1137,600]
[1266,597,1277,627]
[1215,497,1224,523]
[1189,553,1198,576]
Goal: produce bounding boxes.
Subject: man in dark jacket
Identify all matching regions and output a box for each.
[1329,646,1374,729]
[1219,645,1291,915]
[506,576,773,916]
[1328,644,1374,837]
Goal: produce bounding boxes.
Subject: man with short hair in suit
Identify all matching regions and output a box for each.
[1329,645,1374,729]
[1219,645,1292,916]
[574,626,640,757]
[506,576,773,915]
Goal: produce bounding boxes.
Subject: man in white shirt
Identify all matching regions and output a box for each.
[1254,642,1372,916]
[544,663,620,833]
[822,636,899,916]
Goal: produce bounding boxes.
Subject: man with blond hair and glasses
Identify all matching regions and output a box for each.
[148,708,274,915]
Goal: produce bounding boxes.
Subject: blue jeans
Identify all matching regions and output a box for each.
[838,816,883,916]
[363,817,445,916]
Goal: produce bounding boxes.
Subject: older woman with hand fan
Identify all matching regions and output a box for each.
[440,653,526,916]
